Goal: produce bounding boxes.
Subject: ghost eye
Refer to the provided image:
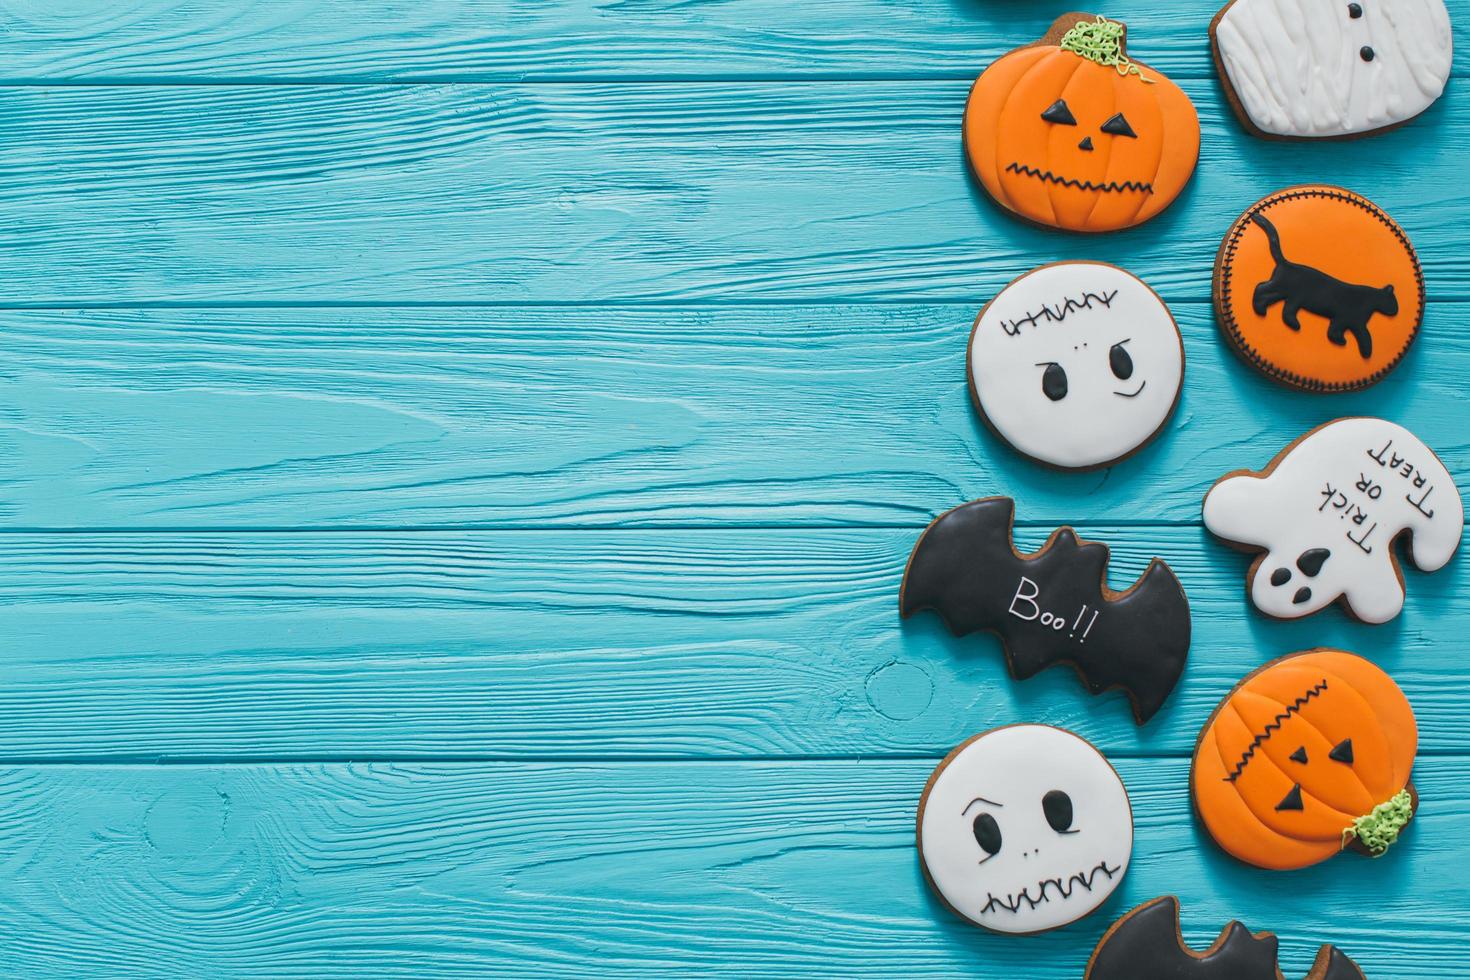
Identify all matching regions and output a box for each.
[1043,790,1076,834]
[1109,342,1134,380]
[972,813,1003,856]
[1041,99,1078,126]
[1039,362,1068,401]
[1101,112,1137,138]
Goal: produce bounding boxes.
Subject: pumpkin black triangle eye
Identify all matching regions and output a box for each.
[1275,784,1304,811]
[1041,99,1077,125]
[1289,746,1308,765]
[1330,738,1355,764]
[1101,112,1137,138]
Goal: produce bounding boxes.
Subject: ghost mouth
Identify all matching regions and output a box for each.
[1005,163,1154,195]
[979,859,1122,915]
[1114,380,1147,398]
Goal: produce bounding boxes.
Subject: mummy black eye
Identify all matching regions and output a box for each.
[1043,790,1075,833]
[1109,342,1134,380]
[1101,112,1137,138]
[1041,363,1068,401]
[1041,99,1077,125]
[1360,46,1375,61]
[972,813,1002,855]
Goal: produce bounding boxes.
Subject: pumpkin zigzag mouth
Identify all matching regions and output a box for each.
[979,859,1122,915]
[1006,162,1153,195]
[1223,679,1329,783]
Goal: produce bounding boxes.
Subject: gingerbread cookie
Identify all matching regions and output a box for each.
[1214,186,1423,391]
[1192,650,1417,872]
[1203,417,1463,623]
[968,262,1184,469]
[963,13,1199,233]
[1087,897,1368,979]
[1212,0,1452,140]
[901,497,1190,724]
[917,725,1132,934]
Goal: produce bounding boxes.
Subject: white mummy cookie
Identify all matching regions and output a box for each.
[968,262,1184,470]
[1204,417,1464,623]
[917,725,1133,934]
[1211,0,1453,139]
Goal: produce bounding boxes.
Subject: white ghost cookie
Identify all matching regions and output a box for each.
[1204,417,1463,624]
[917,725,1133,934]
[968,262,1184,470]
[1211,0,1453,139]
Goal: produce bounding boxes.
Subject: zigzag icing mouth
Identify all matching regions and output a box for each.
[1006,162,1153,195]
[980,859,1122,915]
[1223,679,1328,783]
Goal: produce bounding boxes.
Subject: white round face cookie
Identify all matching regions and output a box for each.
[917,725,1132,934]
[968,263,1184,470]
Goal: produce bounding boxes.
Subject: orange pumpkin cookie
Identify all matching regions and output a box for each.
[1214,186,1424,391]
[963,13,1200,233]
[1192,649,1417,871]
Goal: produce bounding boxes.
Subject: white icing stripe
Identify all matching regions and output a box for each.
[1216,0,1452,137]
[1203,417,1464,623]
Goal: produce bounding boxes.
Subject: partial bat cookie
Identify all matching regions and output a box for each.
[1192,650,1417,872]
[1214,186,1423,392]
[1086,896,1367,979]
[968,262,1184,470]
[901,497,1190,724]
[1203,417,1462,623]
[964,13,1199,233]
[918,725,1131,934]
[1212,0,1452,140]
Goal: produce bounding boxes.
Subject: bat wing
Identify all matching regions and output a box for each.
[1083,558,1191,724]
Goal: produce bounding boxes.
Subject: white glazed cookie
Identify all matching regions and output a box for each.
[1204,417,1464,623]
[968,262,1184,470]
[917,725,1132,935]
[1212,0,1452,139]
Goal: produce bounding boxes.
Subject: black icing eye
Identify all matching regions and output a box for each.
[1109,342,1134,380]
[1330,738,1355,764]
[1042,790,1075,834]
[1041,362,1068,401]
[1348,2,1363,17]
[1276,784,1304,812]
[1289,746,1309,765]
[1360,45,1375,62]
[972,813,1002,855]
[1041,99,1077,125]
[1101,112,1137,138]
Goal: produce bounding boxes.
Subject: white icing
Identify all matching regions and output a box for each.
[1204,417,1464,623]
[919,725,1132,934]
[1216,0,1452,137]
[969,263,1183,469]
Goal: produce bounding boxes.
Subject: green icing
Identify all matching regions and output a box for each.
[1344,788,1414,857]
[1059,16,1151,82]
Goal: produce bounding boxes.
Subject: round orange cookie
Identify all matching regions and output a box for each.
[1214,186,1423,391]
[1191,649,1417,872]
[963,13,1200,233]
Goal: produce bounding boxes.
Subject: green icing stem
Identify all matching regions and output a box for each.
[1345,788,1414,857]
[1059,16,1152,82]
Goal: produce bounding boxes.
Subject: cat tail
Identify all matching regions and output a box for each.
[1249,212,1286,264]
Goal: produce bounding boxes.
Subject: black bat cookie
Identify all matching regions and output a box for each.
[899,497,1189,724]
[1086,896,1367,980]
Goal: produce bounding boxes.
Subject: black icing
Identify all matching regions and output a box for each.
[1042,362,1069,401]
[1292,587,1312,605]
[1085,897,1368,980]
[1297,548,1331,577]
[1042,99,1078,125]
[1042,790,1074,833]
[1348,2,1363,17]
[1330,738,1355,764]
[1270,568,1292,586]
[973,813,1002,855]
[1249,212,1397,359]
[1290,746,1309,765]
[1276,784,1305,812]
[1360,45,1375,62]
[1109,342,1133,380]
[900,497,1191,725]
[1078,135,1094,152]
[1100,112,1137,138]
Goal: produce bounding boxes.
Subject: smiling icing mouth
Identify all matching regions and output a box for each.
[979,860,1122,915]
[1114,380,1147,398]
[1006,162,1154,194]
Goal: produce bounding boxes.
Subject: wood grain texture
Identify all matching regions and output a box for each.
[2,527,1463,760]
[0,80,1462,305]
[0,757,1464,978]
[1,302,1465,529]
[6,0,1466,82]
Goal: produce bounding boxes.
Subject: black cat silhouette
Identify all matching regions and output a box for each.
[1249,213,1396,359]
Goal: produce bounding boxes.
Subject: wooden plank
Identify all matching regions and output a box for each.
[1,527,1463,760]
[0,81,1463,305]
[7,0,1468,82]
[0,757,1463,977]
[1,303,1466,530]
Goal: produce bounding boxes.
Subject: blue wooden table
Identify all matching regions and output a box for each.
[0,2,1465,976]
